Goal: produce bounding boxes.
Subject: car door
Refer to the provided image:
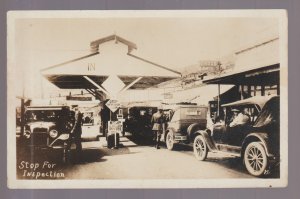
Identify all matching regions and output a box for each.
[226,106,253,147]
[227,125,245,146]
[212,112,227,144]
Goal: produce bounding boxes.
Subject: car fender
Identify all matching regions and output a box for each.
[242,132,272,157]
[194,129,217,151]
[187,123,206,141]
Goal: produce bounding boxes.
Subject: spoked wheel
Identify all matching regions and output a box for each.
[244,142,268,177]
[166,131,176,150]
[193,135,208,161]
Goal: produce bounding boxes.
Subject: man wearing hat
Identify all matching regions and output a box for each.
[70,105,83,152]
[229,108,250,127]
[151,107,164,149]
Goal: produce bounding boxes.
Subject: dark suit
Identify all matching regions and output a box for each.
[151,111,164,148]
[71,111,83,152]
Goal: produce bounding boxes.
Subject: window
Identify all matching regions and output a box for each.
[82,112,94,125]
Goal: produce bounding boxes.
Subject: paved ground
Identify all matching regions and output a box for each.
[16,134,279,180]
[64,135,254,179]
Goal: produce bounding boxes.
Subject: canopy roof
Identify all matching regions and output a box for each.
[222,95,277,109]
[163,84,234,105]
[43,74,175,90]
[190,84,235,105]
[41,34,181,90]
[203,64,279,85]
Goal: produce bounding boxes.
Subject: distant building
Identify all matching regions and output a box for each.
[198,60,220,74]
[204,37,280,99]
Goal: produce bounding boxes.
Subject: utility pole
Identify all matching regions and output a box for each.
[21,81,25,137]
[217,61,222,116]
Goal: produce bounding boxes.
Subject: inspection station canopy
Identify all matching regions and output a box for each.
[41,34,181,92]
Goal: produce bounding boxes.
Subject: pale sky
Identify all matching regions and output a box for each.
[12,15,279,98]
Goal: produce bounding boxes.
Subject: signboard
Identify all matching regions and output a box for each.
[66,96,92,101]
[105,99,121,112]
[163,93,173,99]
[101,75,125,96]
[108,121,123,135]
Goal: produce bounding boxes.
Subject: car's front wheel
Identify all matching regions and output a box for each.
[193,135,208,161]
[166,131,176,150]
[244,142,268,177]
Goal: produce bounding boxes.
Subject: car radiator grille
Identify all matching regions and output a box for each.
[33,128,48,133]
[30,131,48,146]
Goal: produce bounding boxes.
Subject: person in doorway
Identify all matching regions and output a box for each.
[151,108,164,149]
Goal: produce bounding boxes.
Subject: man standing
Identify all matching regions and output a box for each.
[151,108,164,149]
[100,100,110,138]
[70,106,83,152]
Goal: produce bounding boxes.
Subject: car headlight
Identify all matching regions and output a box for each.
[24,130,31,139]
[49,129,58,138]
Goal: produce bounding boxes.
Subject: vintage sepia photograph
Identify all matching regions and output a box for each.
[7,10,288,188]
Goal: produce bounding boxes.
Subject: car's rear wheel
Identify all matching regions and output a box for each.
[166,131,176,150]
[193,135,208,161]
[244,142,268,177]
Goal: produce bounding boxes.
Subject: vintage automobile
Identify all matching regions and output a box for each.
[22,106,75,162]
[123,106,157,139]
[193,95,279,177]
[163,104,208,150]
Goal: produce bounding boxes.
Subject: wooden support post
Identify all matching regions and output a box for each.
[247,85,251,97]
[217,84,220,116]
[261,85,265,96]
[20,99,25,137]
[120,77,142,93]
[84,76,110,97]
[240,85,244,100]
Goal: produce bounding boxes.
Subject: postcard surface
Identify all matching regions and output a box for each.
[7,10,288,188]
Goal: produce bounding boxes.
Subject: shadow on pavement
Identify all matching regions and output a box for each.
[161,142,279,178]
[126,135,155,146]
[204,154,279,178]
[100,146,139,156]
[69,148,107,165]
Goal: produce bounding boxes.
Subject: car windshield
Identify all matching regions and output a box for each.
[254,97,279,127]
[83,112,94,124]
[129,107,156,118]
[25,110,61,122]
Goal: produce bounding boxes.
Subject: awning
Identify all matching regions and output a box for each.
[222,95,276,109]
[190,85,235,105]
[41,34,181,91]
[163,84,235,105]
[203,64,279,85]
